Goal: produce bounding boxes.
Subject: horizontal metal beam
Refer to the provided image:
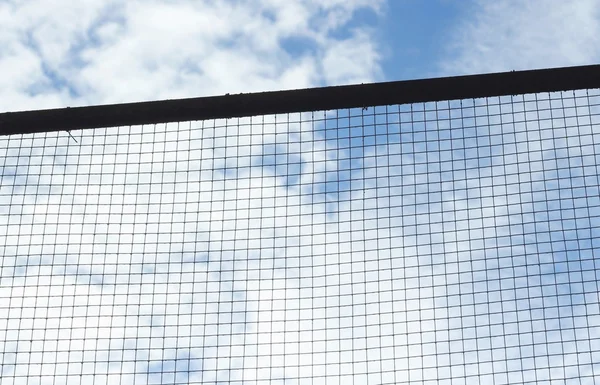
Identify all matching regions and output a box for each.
[1,64,599,136]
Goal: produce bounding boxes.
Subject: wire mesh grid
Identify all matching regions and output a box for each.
[1,89,600,385]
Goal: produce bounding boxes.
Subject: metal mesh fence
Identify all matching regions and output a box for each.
[1,87,600,384]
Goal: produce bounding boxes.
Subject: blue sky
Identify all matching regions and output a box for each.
[378,1,464,80]
[1,0,600,110]
[2,1,600,385]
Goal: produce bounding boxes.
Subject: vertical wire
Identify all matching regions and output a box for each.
[440,101,450,384]
[283,112,290,384]
[268,114,275,384]
[388,104,397,385]
[496,96,509,385]
[145,123,158,384]
[53,130,72,385]
[560,90,575,382]
[336,109,343,384]
[546,92,564,383]
[349,107,355,385]
[407,102,414,385]
[256,114,264,384]
[434,101,443,384]
[178,119,191,383]
[573,88,591,382]
[121,124,136,380]
[460,99,469,384]
[103,124,120,385]
[475,98,486,384]
[509,94,525,385]
[359,103,369,381]
[520,93,535,385]
[223,119,230,384]
[231,116,241,384]
[218,117,227,384]
[533,92,550,385]
[41,131,57,379]
[88,126,105,379]
[195,118,206,384]
[65,127,85,380]
[44,131,61,384]
[309,110,315,385]
[180,119,190,385]
[499,95,510,384]
[376,105,384,385]
[583,89,599,382]
[167,121,180,383]
[80,127,97,380]
[465,99,478,384]
[2,131,22,384]
[560,90,582,382]
[419,102,426,383]
[322,110,329,385]
[240,116,249,384]
[206,117,216,384]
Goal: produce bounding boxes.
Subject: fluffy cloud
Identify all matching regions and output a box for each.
[442,0,600,75]
[3,1,600,384]
[0,0,383,111]
[0,1,385,384]
[438,3,600,382]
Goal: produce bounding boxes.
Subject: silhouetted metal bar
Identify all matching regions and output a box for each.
[1,64,599,136]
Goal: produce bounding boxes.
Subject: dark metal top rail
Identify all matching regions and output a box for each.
[1,64,599,136]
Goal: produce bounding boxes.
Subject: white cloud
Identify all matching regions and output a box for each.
[6,96,598,384]
[2,1,600,384]
[442,0,600,75]
[442,11,600,382]
[0,0,383,110]
[0,0,385,383]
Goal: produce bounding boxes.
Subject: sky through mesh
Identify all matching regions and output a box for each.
[1,89,600,384]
